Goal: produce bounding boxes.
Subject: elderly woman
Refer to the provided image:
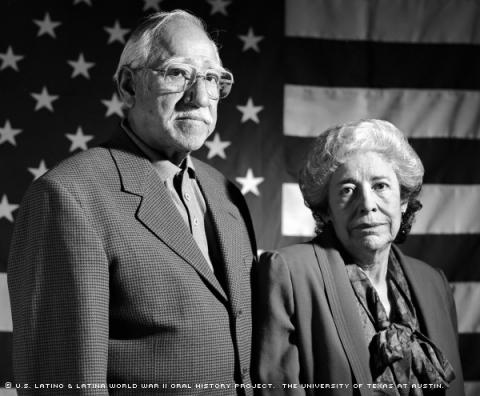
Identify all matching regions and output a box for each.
[254,120,464,395]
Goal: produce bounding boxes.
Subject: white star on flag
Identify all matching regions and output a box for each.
[33,13,61,38]
[238,27,264,52]
[0,195,19,223]
[104,21,130,44]
[101,93,124,117]
[236,97,263,123]
[31,87,59,112]
[66,127,94,152]
[0,120,22,146]
[206,0,232,15]
[73,0,92,5]
[143,0,163,11]
[28,160,49,180]
[67,53,95,79]
[236,168,264,196]
[0,46,24,71]
[205,133,231,159]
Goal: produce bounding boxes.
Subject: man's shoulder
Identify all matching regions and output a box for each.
[30,146,118,199]
[44,146,114,182]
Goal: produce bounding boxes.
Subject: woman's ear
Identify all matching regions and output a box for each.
[401,200,408,214]
[117,66,136,108]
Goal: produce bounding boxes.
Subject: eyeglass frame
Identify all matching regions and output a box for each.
[127,59,234,100]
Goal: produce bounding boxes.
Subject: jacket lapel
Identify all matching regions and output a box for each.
[313,236,373,395]
[194,161,243,313]
[392,246,440,340]
[106,131,227,301]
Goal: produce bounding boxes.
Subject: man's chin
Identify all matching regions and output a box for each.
[176,135,210,153]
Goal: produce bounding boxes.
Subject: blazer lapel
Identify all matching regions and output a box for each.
[194,161,243,313]
[106,131,227,301]
[313,237,373,395]
[392,246,441,340]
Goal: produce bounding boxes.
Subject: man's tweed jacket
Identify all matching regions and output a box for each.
[8,129,257,395]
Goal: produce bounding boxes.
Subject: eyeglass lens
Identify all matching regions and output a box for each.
[162,64,233,99]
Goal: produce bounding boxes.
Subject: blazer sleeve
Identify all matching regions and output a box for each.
[253,251,306,396]
[7,177,109,395]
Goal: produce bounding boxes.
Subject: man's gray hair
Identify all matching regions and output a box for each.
[113,9,218,90]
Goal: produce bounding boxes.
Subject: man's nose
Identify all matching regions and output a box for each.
[184,77,210,107]
[358,187,377,213]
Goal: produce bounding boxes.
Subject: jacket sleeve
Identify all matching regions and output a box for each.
[7,177,109,395]
[253,251,305,396]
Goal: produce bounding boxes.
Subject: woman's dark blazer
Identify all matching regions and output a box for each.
[253,234,464,396]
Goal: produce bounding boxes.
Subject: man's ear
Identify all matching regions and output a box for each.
[117,66,136,108]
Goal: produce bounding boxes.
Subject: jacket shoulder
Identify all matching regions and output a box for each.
[43,147,114,183]
[395,247,445,282]
[260,242,319,275]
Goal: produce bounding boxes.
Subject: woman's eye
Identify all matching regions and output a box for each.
[374,182,388,191]
[340,186,354,196]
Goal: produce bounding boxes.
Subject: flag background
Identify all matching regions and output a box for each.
[0,0,479,394]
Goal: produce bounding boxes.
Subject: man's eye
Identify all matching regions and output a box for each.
[205,72,220,83]
[165,67,189,79]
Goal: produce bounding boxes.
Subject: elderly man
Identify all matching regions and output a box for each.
[8,10,256,395]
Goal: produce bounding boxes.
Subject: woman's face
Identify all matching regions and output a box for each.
[327,151,407,259]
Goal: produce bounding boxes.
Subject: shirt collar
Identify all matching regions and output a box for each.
[121,119,196,182]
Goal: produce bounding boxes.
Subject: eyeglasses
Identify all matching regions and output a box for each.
[132,61,234,100]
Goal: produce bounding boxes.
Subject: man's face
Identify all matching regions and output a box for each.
[128,20,220,162]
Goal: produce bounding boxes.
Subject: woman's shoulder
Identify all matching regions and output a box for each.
[258,240,330,283]
[261,242,317,265]
[393,245,449,292]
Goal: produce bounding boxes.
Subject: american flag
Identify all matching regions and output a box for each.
[0,0,479,394]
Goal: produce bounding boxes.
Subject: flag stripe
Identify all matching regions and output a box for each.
[283,136,480,184]
[402,235,480,282]
[281,183,314,237]
[0,274,11,332]
[286,0,480,44]
[413,185,480,234]
[452,283,480,333]
[0,390,16,396]
[281,183,480,235]
[0,332,12,383]
[460,334,480,381]
[465,382,480,396]
[284,85,480,139]
[285,38,480,90]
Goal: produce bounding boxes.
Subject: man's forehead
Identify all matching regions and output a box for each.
[153,19,220,65]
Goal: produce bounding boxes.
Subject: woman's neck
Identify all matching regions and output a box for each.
[355,247,390,285]
[354,246,392,316]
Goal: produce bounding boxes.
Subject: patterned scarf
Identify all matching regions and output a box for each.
[346,252,455,395]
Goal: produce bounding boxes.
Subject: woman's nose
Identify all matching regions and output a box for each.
[358,187,377,213]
